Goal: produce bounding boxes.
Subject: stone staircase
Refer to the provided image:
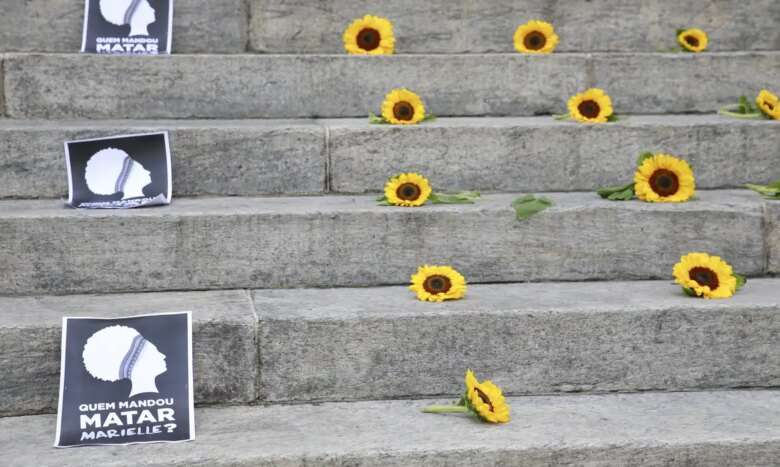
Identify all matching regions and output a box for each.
[1,1,780,465]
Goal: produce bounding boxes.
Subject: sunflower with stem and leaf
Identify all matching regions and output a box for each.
[598,152,695,203]
[377,173,480,207]
[423,370,510,424]
[673,253,746,299]
[719,89,780,120]
[556,88,617,123]
[370,88,436,125]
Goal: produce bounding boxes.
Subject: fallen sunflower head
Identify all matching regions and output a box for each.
[513,20,559,54]
[678,28,708,53]
[756,89,780,120]
[464,370,510,423]
[634,153,695,203]
[381,88,426,124]
[343,15,395,55]
[410,265,467,302]
[673,252,740,299]
[567,88,614,123]
[384,173,432,207]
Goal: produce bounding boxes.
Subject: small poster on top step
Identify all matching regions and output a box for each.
[65,132,172,209]
[54,312,194,447]
[81,0,173,54]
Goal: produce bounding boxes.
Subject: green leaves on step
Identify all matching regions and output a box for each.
[429,191,480,204]
[734,273,747,291]
[512,195,553,220]
[369,112,438,124]
[745,179,780,199]
[682,286,698,297]
[606,114,622,122]
[597,183,635,201]
[737,96,758,114]
[718,96,763,119]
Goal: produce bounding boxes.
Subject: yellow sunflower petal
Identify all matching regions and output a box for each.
[756,89,780,120]
[464,370,510,424]
[634,154,695,203]
[567,88,613,123]
[343,15,395,55]
[673,252,738,299]
[678,28,708,53]
[380,88,426,125]
[410,265,467,302]
[384,173,432,207]
[513,20,559,54]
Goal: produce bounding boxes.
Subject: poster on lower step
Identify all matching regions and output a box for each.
[54,312,194,447]
[64,132,172,209]
[81,0,173,54]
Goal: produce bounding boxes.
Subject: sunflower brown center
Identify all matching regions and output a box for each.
[357,28,381,51]
[423,275,452,294]
[648,169,680,196]
[474,387,495,412]
[523,31,547,50]
[685,35,699,47]
[393,101,415,121]
[766,101,775,111]
[396,182,421,201]
[577,100,601,119]
[689,267,719,290]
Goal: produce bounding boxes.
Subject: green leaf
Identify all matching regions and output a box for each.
[676,29,686,36]
[636,152,654,167]
[682,287,698,297]
[607,114,620,122]
[429,191,481,204]
[368,112,388,124]
[734,273,747,291]
[745,183,780,198]
[597,183,635,201]
[512,195,553,220]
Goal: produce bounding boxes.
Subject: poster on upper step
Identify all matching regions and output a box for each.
[81,0,173,54]
[64,132,172,209]
[54,312,194,447]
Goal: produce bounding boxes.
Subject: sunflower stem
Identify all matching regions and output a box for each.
[422,405,470,414]
[717,107,763,119]
[553,113,570,121]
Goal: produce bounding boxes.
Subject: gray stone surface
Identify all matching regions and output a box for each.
[255,280,780,401]
[769,202,780,274]
[0,120,326,198]
[0,190,765,295]
[0,0,247,53]
[326,115,780,193]
[250,0,780,53]
[3,391,780,466]
[0,290,256,416]
[5,52,778,118]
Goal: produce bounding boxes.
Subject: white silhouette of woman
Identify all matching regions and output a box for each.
[99,0,157,37]
[85,148,152,200]
[82,325,168,398]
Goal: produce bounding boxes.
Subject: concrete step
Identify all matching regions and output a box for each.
[2,116,778,199]
[4,281,778,416]
[250,0,780,54]
[0,290,257,417]
[3,52,778,119]
[0,0,247,54]
[3,1,778,55]
[3,391,780,466]
[0,191,769,296]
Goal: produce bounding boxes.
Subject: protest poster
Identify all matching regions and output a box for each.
[81,0,173,54]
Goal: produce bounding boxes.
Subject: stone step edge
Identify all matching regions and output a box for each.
[2,390,780,466]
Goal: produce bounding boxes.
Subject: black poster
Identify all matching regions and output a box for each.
[54,312,194,447]
[65,132,172,209]
[81,0,173,54]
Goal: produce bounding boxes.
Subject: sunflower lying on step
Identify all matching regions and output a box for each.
[719,90,780,120]
[597,152,695,203]
[377,173,480,207]
[343,15,395,55]
[410,265,467,302]
[423,370,510,424]
[370,88,436,124]
[677,28,708,53]
[556,88,616,123]
[514,20,559,54]
[673,252,746,299]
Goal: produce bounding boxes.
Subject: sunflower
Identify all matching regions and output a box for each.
[678,28,708,53]
[343,15,395,55]
[381,88,426,125]
[384,173,432,207]
[409,265,466,302]
[673,253,738,299]
[756,89,780,120]
[567,88,614,123]
[634,154,695,203]
[465,370,510,424]
[513,20,559,54]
